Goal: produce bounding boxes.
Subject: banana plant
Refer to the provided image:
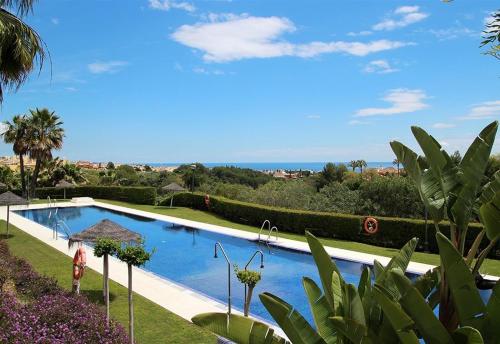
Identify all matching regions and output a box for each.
[258,232,425,344]
[192,312,288,344]
[390,121,498,330]
[374,232,499,344]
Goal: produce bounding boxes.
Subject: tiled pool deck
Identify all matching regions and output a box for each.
[3,200,498,337]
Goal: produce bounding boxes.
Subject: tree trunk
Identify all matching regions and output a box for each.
[244,285,254,316]
[19,155,26,198]
[104,254,110,326]
[30,158,41,198]
[128,264,134,344]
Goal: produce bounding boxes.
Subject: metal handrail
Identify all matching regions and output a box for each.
[257,220,271,242]
[214,242,232,314]
[243,250,264,314]
[267,226,279,242]
[47,196,53,208]
[56,220,72,239]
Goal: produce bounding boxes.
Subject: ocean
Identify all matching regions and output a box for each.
[145,162,394,172]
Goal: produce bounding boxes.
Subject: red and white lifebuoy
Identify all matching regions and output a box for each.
[363,217,379,235]
[72,246,87,280]
[204,194,210,208]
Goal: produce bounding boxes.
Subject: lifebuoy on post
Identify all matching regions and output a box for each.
[204,194,210,208]
[72,246,87,280]
[363,217,379,235]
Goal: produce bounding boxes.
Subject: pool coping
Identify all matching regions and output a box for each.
[4,200,498,339]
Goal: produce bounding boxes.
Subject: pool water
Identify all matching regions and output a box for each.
[14,205,491,326]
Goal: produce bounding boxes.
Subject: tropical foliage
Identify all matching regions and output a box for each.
[0,0,46,102]
[481,10,500,59]
[391,121,498,331]
[234,265,262,316]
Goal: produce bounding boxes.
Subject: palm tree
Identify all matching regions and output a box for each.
[357,159,367,174]
[393,158,400,176]
[27,108,64,197]
[2,115,29,196]
[0,0,46,102]
[348,160,357,172]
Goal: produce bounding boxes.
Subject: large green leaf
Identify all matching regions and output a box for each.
[390,140,449,222]
[412,267,440,299]
[411,126,447,177]
[372,285,419,344]
[451,327,484,344]
[479,190,500,241]
[332,271,344,316]
[436,232,486,329]
[483,280,500,342]
[390,270,453,344]
[259,292,325,344]
[478,170,500,206]
[451,121,498,232]
[303,277,337,344]
[343,283,366,326]
[329,317,370,344]
[191,312,284,344]
[375,238,418,301]
[306,231,343,311]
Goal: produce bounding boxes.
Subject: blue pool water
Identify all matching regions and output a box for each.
[14,206,491,326]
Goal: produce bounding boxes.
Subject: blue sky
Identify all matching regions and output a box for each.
[0,0,498,163]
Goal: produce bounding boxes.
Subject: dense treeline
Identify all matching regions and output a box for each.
[0,153,498,220]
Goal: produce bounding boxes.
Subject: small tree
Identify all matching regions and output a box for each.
[392,158,400,175]
[94,238,120,326]
[117,243,152,344]
[348,160,357,172]
[357,159,367,174]
[234,265,261,317]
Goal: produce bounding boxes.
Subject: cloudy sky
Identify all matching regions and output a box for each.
[0,0,498,163]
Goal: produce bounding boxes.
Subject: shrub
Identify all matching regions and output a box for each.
[161,193,496,258]
[32,186,157,204]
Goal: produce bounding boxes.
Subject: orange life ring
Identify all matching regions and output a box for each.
[363,217,379,235]
[72,247,87,280]
[204,194,210,208]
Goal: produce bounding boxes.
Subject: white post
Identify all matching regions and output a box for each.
[128,264,134,344]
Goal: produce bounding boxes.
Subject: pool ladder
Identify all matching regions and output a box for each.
[257,220,279,244]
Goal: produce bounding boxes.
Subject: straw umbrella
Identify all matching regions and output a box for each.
[55,180,75,199]
[161,182,186,208]
[69,219,141,324]
[0,191,28,236]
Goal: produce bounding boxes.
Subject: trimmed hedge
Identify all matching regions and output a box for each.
[161,193,498,258]
[33,186,157,205]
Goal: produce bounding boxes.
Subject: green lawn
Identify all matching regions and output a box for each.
[98,199,500,277]
[1,221,216,344]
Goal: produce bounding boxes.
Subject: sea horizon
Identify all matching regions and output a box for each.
[141,161,394,172]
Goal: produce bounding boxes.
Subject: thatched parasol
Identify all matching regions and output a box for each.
[161,183,186,208]
[0,191,28,236]
[55,180,75,199]
[68,219,141,247]
[68,219,142,324]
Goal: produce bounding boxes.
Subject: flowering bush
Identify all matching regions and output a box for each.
[0,292,129,343]
[0,240,129,343]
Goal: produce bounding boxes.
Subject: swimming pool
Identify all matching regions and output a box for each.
[13,205,491,326]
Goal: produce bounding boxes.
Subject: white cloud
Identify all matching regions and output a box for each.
[355,89,429,117]
[432,122,456,129]
[347,30,372,37]
[149,0,195,12]
[171,14,413,62]
[51,18,59,25]
[0,123,8,135]
[364,59,399,74]
[88,61,128,74]
[459,100,500,120]
[373,5,428,31]
[306,115,321,119]
[65,87,77,92]
[192,67,224,75]
[427,27,475,40]
[348,120,370,125]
